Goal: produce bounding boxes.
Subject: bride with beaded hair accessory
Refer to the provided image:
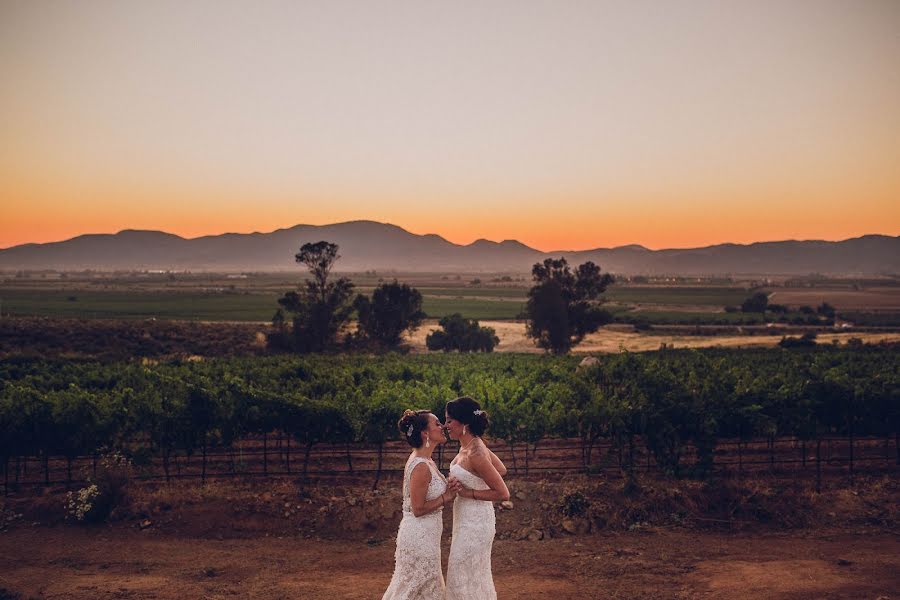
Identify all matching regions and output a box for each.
[381,409,456,600]
[443,396,509,600]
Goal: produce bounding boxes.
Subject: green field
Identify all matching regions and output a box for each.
[603,286,749,306]
[414,286,528,298]
[0,289,280,321]
[0,289,525,321]
[0,283,765,323]
[421,297,524,320]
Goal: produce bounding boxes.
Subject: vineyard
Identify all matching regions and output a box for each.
[2,346,898,495]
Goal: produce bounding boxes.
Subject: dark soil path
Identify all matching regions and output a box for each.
[2,525,897,599]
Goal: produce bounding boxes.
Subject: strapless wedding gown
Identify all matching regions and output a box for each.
[382,457,447,600]
[445,463,497,600]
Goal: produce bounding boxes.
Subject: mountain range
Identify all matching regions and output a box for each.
[1,221,897,275]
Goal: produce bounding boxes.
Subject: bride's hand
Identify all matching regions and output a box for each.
[453,482,472,497]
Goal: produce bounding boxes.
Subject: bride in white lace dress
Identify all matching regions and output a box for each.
[444,397,509,600]
[382,410,457,600]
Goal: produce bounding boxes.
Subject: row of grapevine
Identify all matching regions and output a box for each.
[1,347,898,487]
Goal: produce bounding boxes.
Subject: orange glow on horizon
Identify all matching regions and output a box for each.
[3,183,898,253]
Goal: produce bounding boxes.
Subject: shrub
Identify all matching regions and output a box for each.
[426,314,499,352]
[778,332,818,348]
[741,292,769,313]
[64,451,133,523]
[65,484,101,522]
[560,490,590,517]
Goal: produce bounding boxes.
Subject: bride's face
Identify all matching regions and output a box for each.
[422,414,445,446]
[444,412,463,441]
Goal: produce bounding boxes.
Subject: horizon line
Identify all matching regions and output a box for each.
[2,219,898,254]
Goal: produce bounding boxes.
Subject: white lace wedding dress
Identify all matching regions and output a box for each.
[445,462,497,600]
[382,456,448,600]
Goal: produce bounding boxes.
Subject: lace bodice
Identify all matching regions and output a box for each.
[401,457,447,516]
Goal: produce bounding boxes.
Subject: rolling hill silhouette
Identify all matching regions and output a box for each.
[1,221,897,275]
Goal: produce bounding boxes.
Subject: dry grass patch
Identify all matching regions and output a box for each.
[406,320,900,353]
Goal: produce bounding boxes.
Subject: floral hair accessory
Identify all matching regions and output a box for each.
[473,409,484,416]
[406,424,415,437]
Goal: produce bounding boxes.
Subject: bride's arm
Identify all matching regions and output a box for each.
[461,446,510,502]
[488,449,507,476]
[409,463,455,517]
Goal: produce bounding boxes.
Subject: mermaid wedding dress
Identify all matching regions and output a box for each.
[444,462,497,600]
[382,457,447,600]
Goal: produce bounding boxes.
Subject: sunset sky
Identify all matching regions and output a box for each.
[1,1,898,251]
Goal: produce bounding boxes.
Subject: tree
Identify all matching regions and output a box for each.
[817,302,836,320]
[353,281,425,347]
[425,313,499,352]
[741,292,769,313]
[524,258,614,354]
[272,241,355,352]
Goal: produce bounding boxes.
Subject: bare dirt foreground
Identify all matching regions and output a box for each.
[2,525,898,599]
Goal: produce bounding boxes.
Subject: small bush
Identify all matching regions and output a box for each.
[632,320,652,332]
[560,490,590,517]
[778,332,817,348]
[65,484,102,522]
[845,337,864,349]
[65,451,133,523]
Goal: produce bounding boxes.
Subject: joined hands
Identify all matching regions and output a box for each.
[446,475,470,499]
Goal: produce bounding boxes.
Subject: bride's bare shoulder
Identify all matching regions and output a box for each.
[469,438,489,459]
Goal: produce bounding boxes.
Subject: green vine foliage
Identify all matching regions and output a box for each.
[0,346,897,480]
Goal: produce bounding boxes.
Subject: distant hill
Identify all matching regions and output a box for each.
[1,221,897,275]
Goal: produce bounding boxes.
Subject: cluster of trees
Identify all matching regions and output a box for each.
[270,242,616,355]
[733,293,837,325]
[268,242,462,352]
[2,345,897,484]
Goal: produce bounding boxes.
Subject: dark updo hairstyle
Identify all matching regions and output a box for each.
[445,396,489,437]
[398,409,432,448]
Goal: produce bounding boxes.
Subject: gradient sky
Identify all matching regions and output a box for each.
[1,0,898,251]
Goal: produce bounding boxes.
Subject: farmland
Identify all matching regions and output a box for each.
[5,316,900,360]
[3,271,900,326]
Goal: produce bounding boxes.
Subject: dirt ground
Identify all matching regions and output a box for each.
[406,320,900,353]
[2,474,899,600]
[1,523,898,599]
